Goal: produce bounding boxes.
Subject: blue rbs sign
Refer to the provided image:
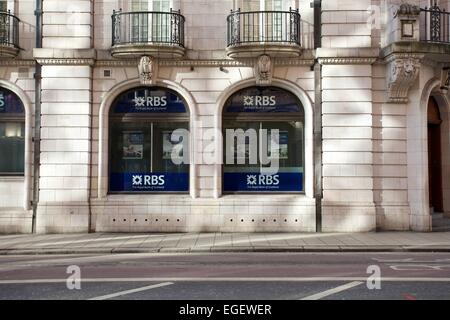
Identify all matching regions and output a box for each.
[110,173,189,192]
[0,88,25,114]
[223,173,303,192]
[112,87,187,114]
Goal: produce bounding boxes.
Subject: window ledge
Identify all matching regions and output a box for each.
[0,176,25,182]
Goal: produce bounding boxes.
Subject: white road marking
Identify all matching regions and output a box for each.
[88,282,173,300]
[300,281,363,300]
[389,264,450,271]
[373,258,450,263]
[1,277,450,284]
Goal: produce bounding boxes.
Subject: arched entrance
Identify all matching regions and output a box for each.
[221,86,305,193]
[0,82,32,210]
[428,96,443,213]
[108,86,190,193]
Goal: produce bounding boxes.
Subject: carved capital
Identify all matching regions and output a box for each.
[387,55,421,103]
[255,54,273,85]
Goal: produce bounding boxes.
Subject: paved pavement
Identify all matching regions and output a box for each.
[0,252,450,300]
[0,232,450,254]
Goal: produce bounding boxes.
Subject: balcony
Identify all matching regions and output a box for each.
[226,9,305,59]
[420,5,450,44]
[0,11,20,59]
[111,9,185,59]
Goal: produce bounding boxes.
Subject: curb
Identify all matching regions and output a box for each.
[1,246,450,255]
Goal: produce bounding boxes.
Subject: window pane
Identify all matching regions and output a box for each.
[0,122,25,174]
[223,120,304,192]
[261,121,303,173]
[109,120,189,192]
[223,120,261,172]
[152,121,189,174]
[110,122,152,173]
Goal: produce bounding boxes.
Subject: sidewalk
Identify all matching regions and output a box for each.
[1,232,450,254]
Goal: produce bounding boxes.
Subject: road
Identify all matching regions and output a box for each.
[0,252,449,300]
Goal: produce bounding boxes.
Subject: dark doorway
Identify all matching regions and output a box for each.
[427,96,443,213]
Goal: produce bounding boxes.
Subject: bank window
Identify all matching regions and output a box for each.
[0,87,25,176]
[222,87,304,193]
[109,87,189,193]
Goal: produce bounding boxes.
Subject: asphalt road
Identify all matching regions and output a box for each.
[0,252,449,300]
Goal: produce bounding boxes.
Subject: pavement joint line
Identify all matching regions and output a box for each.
[1,277,450,284]
[2,246,450,255]
[88,282,174,300]
[300,281,364,300]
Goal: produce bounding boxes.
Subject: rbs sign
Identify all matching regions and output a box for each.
[110,173,189,192]
[224,172,303,192]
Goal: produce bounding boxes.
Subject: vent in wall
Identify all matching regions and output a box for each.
[103,69,112,78]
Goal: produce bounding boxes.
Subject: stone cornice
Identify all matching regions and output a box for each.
[35,58,96,66]
[381,41,450,62]
[95,58,315,68]
[318,57,377,65]
[33,48,97,66]
[0,60,35,67]
[316,47,379,65]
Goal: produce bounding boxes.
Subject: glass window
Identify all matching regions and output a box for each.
[223,86,304,193]
[0,1,9,44]
[130,0,171,43]
[240,0,288,42]
[109,87,189,193]
[0,87,26,176]
[0,122,25,175]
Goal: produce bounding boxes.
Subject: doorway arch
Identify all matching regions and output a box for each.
[98,79,198,199]
[214,78,314,198]
[427,96,443,213]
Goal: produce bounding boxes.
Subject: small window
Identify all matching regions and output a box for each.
[0,87,26,176]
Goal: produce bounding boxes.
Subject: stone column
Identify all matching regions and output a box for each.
[320,0,377,232]
[34,0,94,233]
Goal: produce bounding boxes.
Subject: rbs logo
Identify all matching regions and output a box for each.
[133,93,167,108]
[243,96,276,107]
[247,174,280,186]
[132,175,165,187]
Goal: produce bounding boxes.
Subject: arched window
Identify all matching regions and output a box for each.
[0,86,25,176]
[222,86,304,193]
[109,86,190,193]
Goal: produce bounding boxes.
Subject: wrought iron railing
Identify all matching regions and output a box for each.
[112,9,185,47]
[0,11,20,48]
[420,4,450,43]
[227,9,302,47]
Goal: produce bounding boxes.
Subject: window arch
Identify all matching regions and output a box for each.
[0,86,25,176]
[222,86,305,193]
[109,86,190,193]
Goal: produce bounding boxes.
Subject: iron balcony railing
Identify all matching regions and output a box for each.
[420,4,450,43]
[0,10,20,48]
[227,9,302,47]
[112,9,185,47]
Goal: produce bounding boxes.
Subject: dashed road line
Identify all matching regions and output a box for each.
[88,282,174,300]
[300,281,364,300]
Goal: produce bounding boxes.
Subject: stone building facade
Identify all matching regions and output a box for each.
[0,0,450,233]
